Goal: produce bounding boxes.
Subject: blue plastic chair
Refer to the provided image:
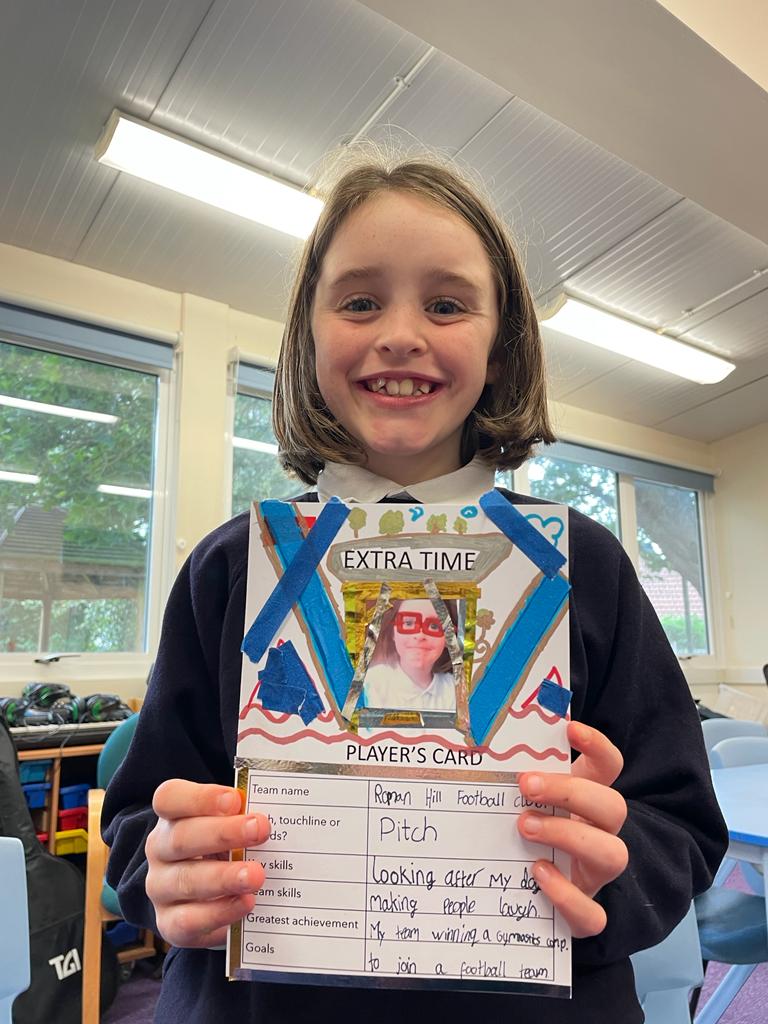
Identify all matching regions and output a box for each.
[706,728,768,894]
[0,836,30,1022]
[692,733,768,1022]
[701,719,767,767]
[631,903,703,1023]
[709,735,768,770]
[693,887,768,1023]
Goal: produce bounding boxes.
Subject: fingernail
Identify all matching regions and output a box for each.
[245,816,266,842]
[523,815,542,835]
[534,861,551,880]
[524,774,542,796]
[219,791,239,813]
[237,866,251,889]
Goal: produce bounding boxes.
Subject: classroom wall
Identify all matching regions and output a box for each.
[0,242,764,700]
[709,422,768,679]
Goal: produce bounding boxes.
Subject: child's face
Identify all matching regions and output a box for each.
[311,191,499,484]
[393,600,446,676]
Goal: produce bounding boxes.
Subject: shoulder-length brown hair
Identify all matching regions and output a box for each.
[369,599,459,676]
[273,148,554,484]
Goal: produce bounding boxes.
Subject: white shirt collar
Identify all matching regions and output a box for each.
[316,456,495,504]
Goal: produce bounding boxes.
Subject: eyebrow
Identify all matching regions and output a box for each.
[326,266,483,295]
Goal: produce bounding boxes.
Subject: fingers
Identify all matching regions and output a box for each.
[518,772,627,835]
[568,722,624,787]
[531,861,607,939]
[153,779,244,821]
[518,813,628,891]
[147,855,266,906]
[147,810,271,863]
[155,892,258,949]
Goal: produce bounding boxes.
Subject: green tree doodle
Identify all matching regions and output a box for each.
[453,516,468,535]
[426,513,447,534]
[378,510,405,537]
[348,508,367,539]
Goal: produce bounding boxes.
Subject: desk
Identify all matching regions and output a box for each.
[711,764,768,927]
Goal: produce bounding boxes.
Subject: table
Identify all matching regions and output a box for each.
[711,764,768,925]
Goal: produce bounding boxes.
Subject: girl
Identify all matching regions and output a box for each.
[102,150,726,1023]
[363,598,459,712]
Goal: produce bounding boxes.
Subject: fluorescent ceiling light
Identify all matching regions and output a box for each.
[0,394,118,423]
[98,484,152,499]
[0,470,40,484]
[233,437,279,455]
[544,297,735,384]
[96,111,323,239]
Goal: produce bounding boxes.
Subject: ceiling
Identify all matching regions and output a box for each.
[1,0,766,444]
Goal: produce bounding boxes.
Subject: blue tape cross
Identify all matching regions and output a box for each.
[242,497,349,666]
[479,490,566,578]
[468,573,570,744]
[244,498,354,714]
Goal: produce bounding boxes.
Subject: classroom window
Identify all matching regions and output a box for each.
[516,455,620,536]
[0,339,159,654]
[231,390,295,516]
[509,441,713,658]
[635,480,709,657]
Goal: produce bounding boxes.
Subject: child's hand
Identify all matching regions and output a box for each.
[517,721,628,938]
[145,779,270,948]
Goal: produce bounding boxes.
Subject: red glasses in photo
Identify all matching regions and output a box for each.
[394,611,444,637]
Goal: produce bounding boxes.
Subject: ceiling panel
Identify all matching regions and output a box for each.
[653,372,768,442]
[0,0,211,259]
[369,50,510,156]
[568,199,768,347]
[75,175,301,322]
[457,96,681,298]
[150,0,426,184]
[679,286,768,361]
[541,326,629,402]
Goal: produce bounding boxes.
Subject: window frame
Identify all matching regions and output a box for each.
[0,334,176,685]
[512,448,719,667]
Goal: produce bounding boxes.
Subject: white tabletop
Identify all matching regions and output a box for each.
[711,764,768,848]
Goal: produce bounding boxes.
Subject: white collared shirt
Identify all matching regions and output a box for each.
[315,456,495,504]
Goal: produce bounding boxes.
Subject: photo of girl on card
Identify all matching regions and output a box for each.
[362,598,461,712]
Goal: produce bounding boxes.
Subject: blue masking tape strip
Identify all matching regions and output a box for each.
[241,497,350,666]
[469,573,570,744]
[479,490,566,579]
[257,641,326,724]
[257,501,355,712]
[537,678,572,717]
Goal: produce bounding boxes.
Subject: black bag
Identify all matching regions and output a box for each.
[0,718,118,1023]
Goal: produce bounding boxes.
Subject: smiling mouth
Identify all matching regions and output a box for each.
[363,377,437,396]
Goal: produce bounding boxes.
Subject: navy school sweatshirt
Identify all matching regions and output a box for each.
[103,490,727,1022]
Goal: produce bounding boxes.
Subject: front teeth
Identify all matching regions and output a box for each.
[366,378,433,396]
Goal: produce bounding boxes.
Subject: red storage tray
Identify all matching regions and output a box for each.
[58,806,88,832]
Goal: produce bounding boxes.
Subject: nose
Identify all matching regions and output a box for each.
[373,305,428,360]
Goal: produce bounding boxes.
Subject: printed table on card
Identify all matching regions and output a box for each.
[228,494,573,999]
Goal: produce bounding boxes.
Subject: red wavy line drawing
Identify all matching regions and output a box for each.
[235,725,569,763]
[508,705,560,725]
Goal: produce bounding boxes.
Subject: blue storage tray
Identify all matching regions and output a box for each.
[19,759,53,784]
[59,783,91,809]
[22,782,51,809]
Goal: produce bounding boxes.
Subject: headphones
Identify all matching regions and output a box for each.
[0,687,132,727]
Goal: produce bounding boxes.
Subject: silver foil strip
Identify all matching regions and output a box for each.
[423,577,471,741]
[341,581,392,721]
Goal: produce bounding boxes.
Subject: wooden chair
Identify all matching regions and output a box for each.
[82,715,156,1024]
